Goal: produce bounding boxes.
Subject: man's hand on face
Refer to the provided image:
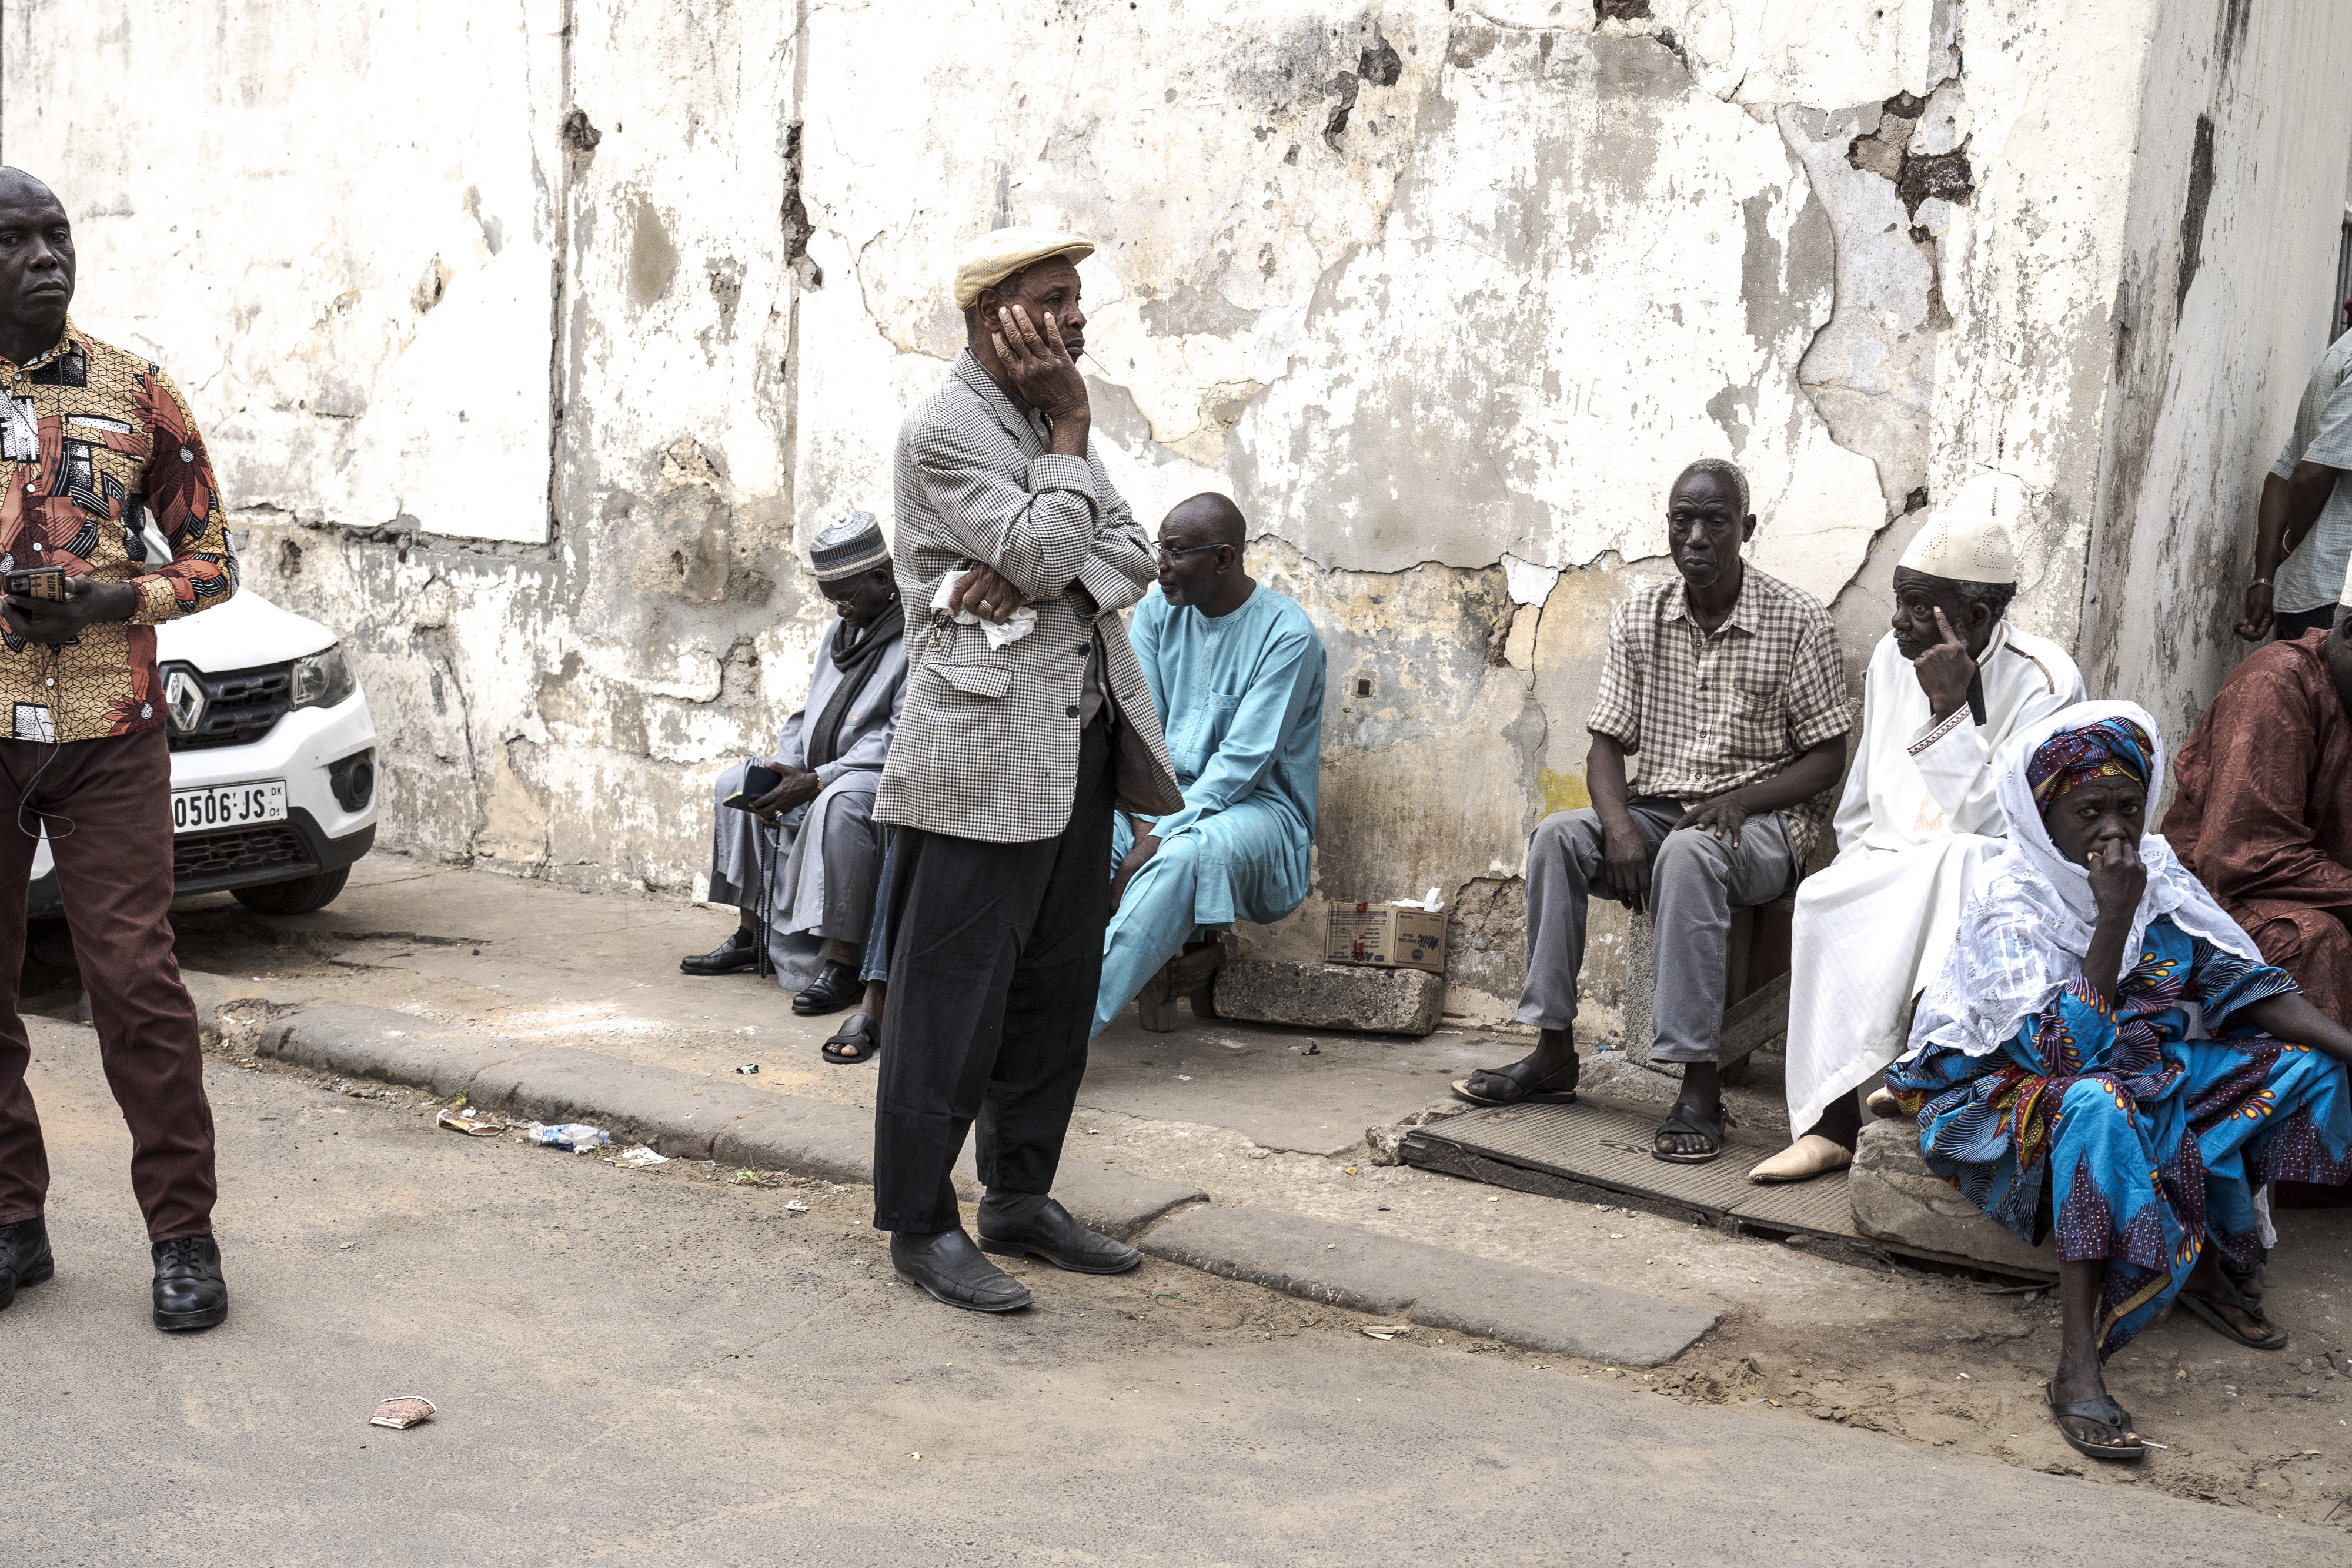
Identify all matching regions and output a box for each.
[948,562,1030,625]
[0,574,136,645]
[1674,792,1752,849]
[991,305,1090,426]
[1911,606,1977,720]
[751,766,825,826]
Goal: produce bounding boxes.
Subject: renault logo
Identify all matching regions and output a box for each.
[163,667,208,734]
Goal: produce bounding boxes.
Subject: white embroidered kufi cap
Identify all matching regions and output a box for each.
[951,226,1095,310]
[1897,471,2022,583]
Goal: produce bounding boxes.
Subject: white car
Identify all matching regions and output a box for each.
[26,586,380,917]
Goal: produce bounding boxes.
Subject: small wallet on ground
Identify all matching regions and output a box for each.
[723,764,784,810]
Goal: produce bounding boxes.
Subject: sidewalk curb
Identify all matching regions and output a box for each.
[1139,1204,1719,1367]
[249,1002,1709,1361]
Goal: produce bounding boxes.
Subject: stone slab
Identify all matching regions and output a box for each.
[256,1002,527,1099]
[1849,1119,2057,1276]
[1212,959,1445,1036]
[1138,1204,1718,1366]
[466,1047,770,1160]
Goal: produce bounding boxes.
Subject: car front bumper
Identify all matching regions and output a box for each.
[27,686,380,915]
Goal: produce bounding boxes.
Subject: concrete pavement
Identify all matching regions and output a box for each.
[12,1031,2347,1566]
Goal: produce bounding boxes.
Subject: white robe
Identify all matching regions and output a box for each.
[1783,622,2083,1132]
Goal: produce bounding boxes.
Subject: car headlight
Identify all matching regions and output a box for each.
[290,644,356,710]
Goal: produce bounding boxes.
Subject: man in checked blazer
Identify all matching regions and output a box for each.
[871,226,1182,1312]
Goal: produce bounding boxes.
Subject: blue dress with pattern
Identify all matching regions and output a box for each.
[1887,915,2352,1356]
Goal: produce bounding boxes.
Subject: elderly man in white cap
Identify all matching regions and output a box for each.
[870,226,1182,1313]
[685,513,907,1035]
[1749,474,2083,1183]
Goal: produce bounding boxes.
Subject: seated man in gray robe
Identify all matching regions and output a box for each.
[683,514,907,1024]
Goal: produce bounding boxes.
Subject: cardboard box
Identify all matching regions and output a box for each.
[1325,901,1448,974]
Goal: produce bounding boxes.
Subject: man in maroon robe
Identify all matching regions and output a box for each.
[2164,614,2352,1026]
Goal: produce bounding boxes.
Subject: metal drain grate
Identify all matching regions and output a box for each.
[1405,1095,1860,1239]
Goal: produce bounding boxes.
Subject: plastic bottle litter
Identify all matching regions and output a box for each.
[526,1122,610,1152]
[736,1063,760,1074]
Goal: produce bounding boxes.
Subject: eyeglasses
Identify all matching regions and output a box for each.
[1152,541,1224,564]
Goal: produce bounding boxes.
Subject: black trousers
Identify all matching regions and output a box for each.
[872,714,1114,1233]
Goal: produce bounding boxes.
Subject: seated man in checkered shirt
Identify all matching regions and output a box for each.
[1452,458,1850,1164]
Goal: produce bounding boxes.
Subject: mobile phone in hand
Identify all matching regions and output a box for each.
[5,567,64,602]
[722,764,784,810]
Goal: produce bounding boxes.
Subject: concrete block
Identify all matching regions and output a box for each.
[466,1048,770,1161]
[1212,959,1445,1037]
[256,1002,526,1099]
[712,1099,876,1186]
[1849,1119,2057,1275]
[1140,1205,1718,1366]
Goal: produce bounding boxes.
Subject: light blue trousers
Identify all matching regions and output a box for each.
[1091,834,1214,1038]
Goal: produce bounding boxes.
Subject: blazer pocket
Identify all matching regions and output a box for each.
[928,660,1013,700]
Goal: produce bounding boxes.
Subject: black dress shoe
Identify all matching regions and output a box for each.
[889,1227,1032,1312]
[791,961,863,1017]
[0,1216,52,1312]
[978,1192,1141,1275]
[681,928,759,977]
[152,1233,229,1331]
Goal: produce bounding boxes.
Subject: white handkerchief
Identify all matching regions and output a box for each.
[930,567,1036,649]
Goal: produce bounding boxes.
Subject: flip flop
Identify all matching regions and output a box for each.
[821,1012,880,1065]
[1451,1057,1579,1108]
[2178,1281,2290,1351]
[1652,1101,1730,1164]
[2044,1382,2144,1462]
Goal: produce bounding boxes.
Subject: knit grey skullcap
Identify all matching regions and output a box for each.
[809,511,890,581]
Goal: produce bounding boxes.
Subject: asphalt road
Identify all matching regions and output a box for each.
[7,1034,2346,1566]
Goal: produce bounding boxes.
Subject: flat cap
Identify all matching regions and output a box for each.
[951,226,1095,311]
[1899,472,2020,584]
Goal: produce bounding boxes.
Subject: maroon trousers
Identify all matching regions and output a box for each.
[0,727,213,1241]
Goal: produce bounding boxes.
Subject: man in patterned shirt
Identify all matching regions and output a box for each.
[0,168,240,1332]
[1453,458,1849,1164]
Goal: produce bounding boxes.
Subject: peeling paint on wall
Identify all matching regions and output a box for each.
[9,1,2351,1027]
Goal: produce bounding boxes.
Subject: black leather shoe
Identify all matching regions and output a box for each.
[151,1233,229,1331]
[681,928,759,977]
[978,1192,1141,1275]
[890,1227,1032,1312]
[0,1216,53,1312]
[791,961,863,1017]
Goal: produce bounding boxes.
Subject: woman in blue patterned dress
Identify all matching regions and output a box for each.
[1887,701,2352,1462]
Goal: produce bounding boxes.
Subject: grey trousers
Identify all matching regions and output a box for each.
[1518,800,1798,1062]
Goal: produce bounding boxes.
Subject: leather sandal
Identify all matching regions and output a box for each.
[2044,1382,2144,1462]
[2179,1279,2290,1350]
[1652,1100,1730,1164]
[1746,1133,1851,1185]
[1451,1055,1579,1108]
[821,1012,880,1064]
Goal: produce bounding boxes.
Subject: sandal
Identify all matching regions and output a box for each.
[821,1012,880,1064]
[1451,1056,1579,1108]
[1652,1100,1730,1164]
[2043,1383,2144,1462]
[2179,1280,2290,1351]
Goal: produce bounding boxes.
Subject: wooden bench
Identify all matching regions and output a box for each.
[1616,895,1792,1085]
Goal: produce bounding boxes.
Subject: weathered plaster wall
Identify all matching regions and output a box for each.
[2078,0,2352,753]
[5,1,2344,1026]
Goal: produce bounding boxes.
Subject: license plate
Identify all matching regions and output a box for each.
[173,781,288,835]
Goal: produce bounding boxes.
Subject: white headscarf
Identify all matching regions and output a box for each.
[1905,698,2259,1059]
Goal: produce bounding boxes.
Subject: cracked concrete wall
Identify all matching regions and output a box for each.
[6,1,2346,1025]
[2077,0,2352,755]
